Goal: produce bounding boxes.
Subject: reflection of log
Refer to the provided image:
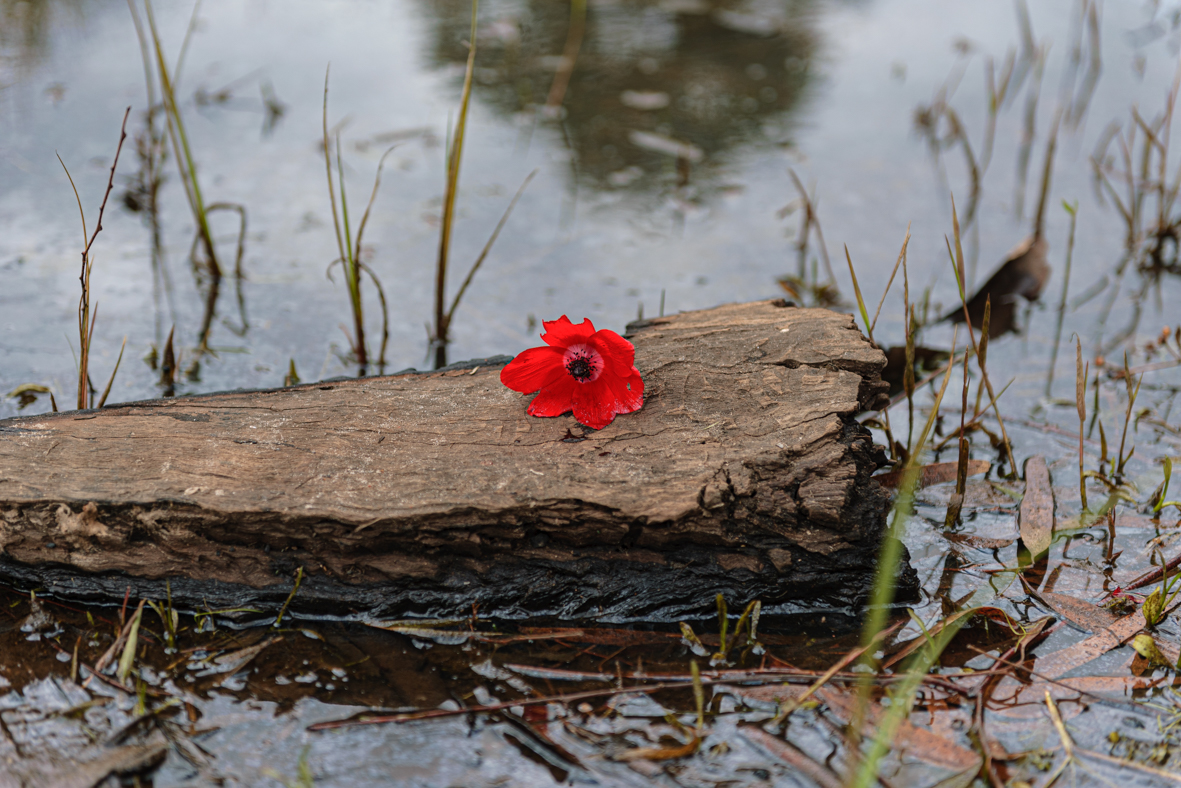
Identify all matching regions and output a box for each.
[0,300,915,622]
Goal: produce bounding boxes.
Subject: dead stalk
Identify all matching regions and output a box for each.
[949,195,1017,474]
[59,107,132,411]
[1076,338,1088,512]
[1045,201,1078,397]
[432,0,479,369]
[544,0,586,114]
[945,341,971,528]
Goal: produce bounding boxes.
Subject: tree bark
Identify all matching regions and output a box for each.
[0,299,915,622]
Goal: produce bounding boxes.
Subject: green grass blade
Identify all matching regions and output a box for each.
[844,245,873,342]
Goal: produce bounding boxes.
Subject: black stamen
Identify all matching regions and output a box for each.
[566,355,595,382]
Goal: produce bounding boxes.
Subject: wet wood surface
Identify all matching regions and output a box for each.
[0,299,914,621]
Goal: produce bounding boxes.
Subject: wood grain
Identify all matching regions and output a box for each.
[0,299,914,621]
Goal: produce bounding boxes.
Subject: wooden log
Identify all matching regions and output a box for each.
[0,299,916,622]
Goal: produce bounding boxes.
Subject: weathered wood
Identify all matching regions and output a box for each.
[0,299,916,622]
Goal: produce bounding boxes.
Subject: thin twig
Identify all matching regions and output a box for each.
[308,679,720,731]
[870,224,911,334]
[446,169,538,325]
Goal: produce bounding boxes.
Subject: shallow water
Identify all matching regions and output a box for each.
[4,0,1181,784]
[0,0,1176,415]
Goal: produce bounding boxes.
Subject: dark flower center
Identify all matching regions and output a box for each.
[564,346,602,383]
[567,358,593,380]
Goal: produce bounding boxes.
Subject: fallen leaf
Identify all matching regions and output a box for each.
[731,684,981,776]
[1025,586,1119,633]
[881,345,951,397]
[1033,609,1149,679]
[944,533,1014,550]
[4,741,168,788]
[613,734,700,762]
[740,727,843,788]
[875,460,990,490]
[1131,634,1171,668]
[997,674,1170,714]
[192,636,281,678]
[944,235,1049,338]
[1019,455,1055,559]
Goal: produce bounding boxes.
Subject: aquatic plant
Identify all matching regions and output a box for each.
[321,66,393,375]
[426,0,535,370]
[132,0,249,358]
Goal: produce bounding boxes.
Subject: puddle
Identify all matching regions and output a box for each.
[4,0,1181,784]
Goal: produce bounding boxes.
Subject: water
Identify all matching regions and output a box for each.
[4,0,1181,784]
[1,0,1176,417]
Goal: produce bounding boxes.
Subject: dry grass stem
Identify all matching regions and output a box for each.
[949,195,1017,474]
[446,169,538,332]
[870,224,911,334]
[1045,201,1078,397]
[432,0,480,369]
[544,0,586,114]
[59,107,131,411]
[1076,338,1088,512]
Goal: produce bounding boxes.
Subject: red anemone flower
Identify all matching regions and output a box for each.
[500,316,644,430]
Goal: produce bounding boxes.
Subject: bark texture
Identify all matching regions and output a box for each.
[0,299,915,621]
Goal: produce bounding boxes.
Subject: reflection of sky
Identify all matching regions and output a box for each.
[0,0,1178,444]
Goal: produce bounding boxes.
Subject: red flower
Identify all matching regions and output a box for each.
[500,316,644,430]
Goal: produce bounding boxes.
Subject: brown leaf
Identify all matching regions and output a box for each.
[881,345,951,397]
[875,460,990,490]
[1033,609,1148,679]
[944,533,1013,550]
[740,727,844,788]
[732,684,981,774]
[882,606,1017,670]
[999,674,1170,712]
[944,235,1049,338]
[613,735,700,762]
[1025,586,1119,633]
[5,741,168,788]
[193,635,281,679]
[1019,455,1055,558]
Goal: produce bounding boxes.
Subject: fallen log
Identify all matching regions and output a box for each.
[0,299,916,622]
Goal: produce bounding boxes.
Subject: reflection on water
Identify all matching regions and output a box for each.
[4,1,1181,782]
[0,0,82,80]
[0,1,1177,457]
[426,0,817,194]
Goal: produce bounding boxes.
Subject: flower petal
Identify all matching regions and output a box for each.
[527,375,578,417]
[618,367,645,411]
[540,315,596,349]
[588,328,637,371]
[500,346,566,394]
[572,365,644,429]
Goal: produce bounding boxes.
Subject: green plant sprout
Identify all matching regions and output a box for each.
[1152,457,1181,516]
[146,580,179,653]
[262,746,315,788]
[1143,548,1181,627]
